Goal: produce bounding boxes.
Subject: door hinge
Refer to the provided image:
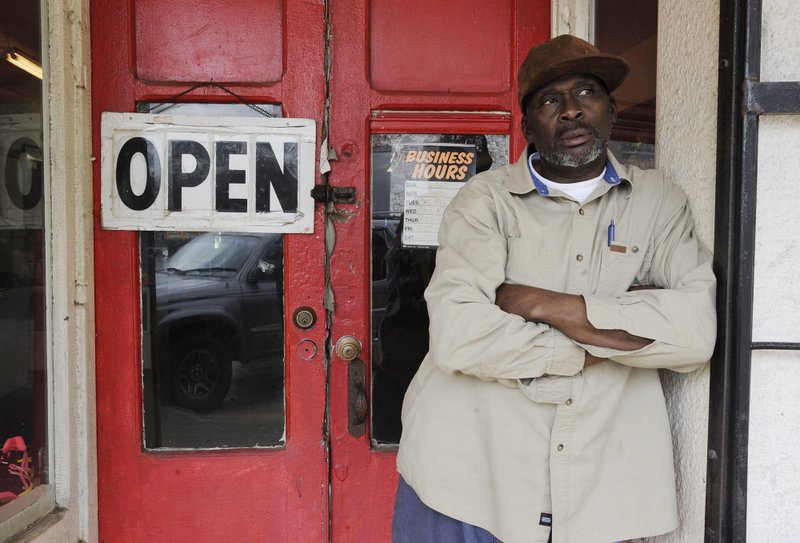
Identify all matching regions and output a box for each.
[311,184,356,204]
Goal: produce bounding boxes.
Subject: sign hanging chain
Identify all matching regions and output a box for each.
[148,82,276,117]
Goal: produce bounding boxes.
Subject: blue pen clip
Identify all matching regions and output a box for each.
[607,219,615,247]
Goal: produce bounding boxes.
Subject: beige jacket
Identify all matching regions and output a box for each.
[396,150,716,543]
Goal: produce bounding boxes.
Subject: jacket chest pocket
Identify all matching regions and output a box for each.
[505,237,559,290]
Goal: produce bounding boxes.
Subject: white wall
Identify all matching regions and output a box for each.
[650,1,719,542]
[747,351,800,541]
[747,3,800,539]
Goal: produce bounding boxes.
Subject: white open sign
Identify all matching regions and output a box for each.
[101,113,316,233]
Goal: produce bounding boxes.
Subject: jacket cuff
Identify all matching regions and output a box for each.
[545,330,585,376]
[583,294,624,330]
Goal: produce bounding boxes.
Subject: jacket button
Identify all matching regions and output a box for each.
[565,399,572,406]
[576,254,584,262]
[557,444,564,451]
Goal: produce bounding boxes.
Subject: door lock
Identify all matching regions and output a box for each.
[336,335,362,361]
[292,306,317,329]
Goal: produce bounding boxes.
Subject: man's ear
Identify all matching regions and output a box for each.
[521,116,534,144]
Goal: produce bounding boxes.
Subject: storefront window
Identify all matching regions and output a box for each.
[595,0,657,169]
[0,2,47,508]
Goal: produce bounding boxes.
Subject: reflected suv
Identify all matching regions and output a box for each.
[153,233,284,412]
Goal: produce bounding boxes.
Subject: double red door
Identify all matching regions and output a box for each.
[91,1,544,540]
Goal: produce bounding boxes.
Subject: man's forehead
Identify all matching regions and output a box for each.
[532,74,606,96]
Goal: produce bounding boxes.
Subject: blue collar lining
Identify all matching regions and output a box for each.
[527,152,621,196]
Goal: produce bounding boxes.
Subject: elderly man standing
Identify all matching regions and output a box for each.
[392,35,716,543]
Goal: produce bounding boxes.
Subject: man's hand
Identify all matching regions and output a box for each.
[584,352,607,367]
[628,284,661,292]
[495,283,653,352]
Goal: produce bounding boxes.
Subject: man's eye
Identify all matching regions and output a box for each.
[541,97,559,106]
[577,88,594,96]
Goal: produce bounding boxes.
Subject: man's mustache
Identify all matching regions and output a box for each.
[554,121,601,141]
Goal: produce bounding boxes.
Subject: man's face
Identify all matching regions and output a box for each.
[522,74,617,179]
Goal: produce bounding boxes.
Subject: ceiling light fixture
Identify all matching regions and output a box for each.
[4,49,43,80]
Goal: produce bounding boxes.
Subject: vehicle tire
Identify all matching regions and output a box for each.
[169,334,233,412]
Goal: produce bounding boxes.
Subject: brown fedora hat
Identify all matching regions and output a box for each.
[518,35,630,110]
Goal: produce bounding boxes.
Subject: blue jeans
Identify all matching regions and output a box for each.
[392,476,509,543]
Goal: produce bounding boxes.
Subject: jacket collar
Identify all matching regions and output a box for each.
[502,145,633,196]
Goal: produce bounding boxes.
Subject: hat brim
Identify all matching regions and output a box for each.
[520,55,630,107]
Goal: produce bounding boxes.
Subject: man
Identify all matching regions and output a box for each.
[393,35,716,543]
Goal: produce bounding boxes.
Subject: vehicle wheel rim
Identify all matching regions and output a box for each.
[177,349,220,400]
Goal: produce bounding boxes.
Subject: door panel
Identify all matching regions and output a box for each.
[327,1,548,539]
[134,0,284,83]
[92,1,327,541]
[369,0,512,92]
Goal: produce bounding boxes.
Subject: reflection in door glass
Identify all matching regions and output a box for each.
[141,232,285,449]
[371,133,508,446]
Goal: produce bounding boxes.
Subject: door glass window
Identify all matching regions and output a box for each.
[138,103,286,450]
[0,0,46,507]
[370,132,508,447]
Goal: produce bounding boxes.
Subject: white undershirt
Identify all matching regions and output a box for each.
[529,156,605,204]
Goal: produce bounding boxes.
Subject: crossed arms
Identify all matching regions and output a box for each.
[423,171,716,380]
[495,284,655,367]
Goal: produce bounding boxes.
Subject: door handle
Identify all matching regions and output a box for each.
[336,336,367,438]
[335,335,361,361]
[348,360,367,438]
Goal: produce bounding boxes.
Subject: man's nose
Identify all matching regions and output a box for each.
[559,94,583,121]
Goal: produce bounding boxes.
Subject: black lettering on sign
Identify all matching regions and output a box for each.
[115,137,161,211]
[5,137,43,210]
[216,141,247,213]
[256,142,298,213]
[168,140,210,211]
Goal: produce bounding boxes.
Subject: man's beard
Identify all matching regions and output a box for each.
[539,122,608,168]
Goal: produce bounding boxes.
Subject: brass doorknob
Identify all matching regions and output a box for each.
[336,335,362,361]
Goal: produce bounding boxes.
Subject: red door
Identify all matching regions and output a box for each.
[91,1,547,541]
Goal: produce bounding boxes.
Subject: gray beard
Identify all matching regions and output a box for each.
[539,136,606,168]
